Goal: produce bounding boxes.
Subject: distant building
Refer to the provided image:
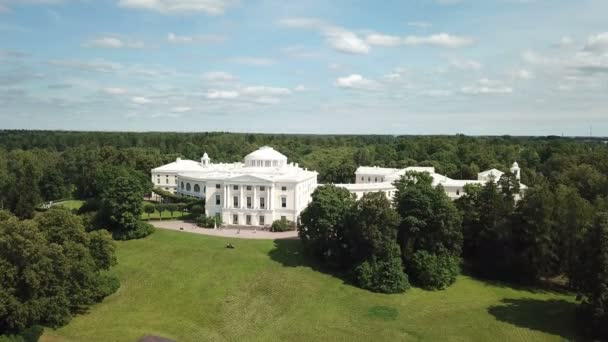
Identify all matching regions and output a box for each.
[151,146,317,226]
[152,146,524,227]
[336,161,525,200]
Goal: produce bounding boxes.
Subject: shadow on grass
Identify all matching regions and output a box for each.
[487,298,580,340]
[268,238,354,286]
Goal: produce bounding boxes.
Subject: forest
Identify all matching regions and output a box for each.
[1,130,608,341]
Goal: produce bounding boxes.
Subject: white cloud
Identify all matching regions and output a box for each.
[324,27,370,54]
[254,97,280,105]
[167,32,193,44]
[584,32,608,52]
[403,33,474,48]
[231,57,275,66]
[202,71,234,82]
[279,17,369,55]
[335,74,378,90]
[450,59,483,70]
[241,86,291,96]
[560,35,573,47]
[294,85,308,92]
[365,32,474,48]
[117,0,235,15]
[206,90,239,99]
[50,59,123,73]
[86,36,144,49]
[408,21,432,29]
[172,106,192,113]
[102,87,128,95]
[365,33,402,47]
[510,68,534,80]
[131,96,152,104]
[167,32,224,44]
[461,79,513,95]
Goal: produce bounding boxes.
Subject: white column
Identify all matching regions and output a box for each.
[270,185,274,210]
[223,185,227,209]
[253,186,257,209]
[240,185,244,209]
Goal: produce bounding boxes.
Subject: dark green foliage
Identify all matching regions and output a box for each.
[407,250,460,290]
[353,244,410,294]
[394,172,463,258]
[0,209,119,336]
[189,204,205,216]
[299,185,357,268]
[270,218,296,232]
[572,212,608,340]
[113,221,155,241]
[195,215,218,228]
[143,203,156,218]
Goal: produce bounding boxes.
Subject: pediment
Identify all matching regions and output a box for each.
[227,174,273,184]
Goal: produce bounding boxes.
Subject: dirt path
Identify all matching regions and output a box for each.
[149,220,299,240]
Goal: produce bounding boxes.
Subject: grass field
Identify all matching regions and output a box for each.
[51,200,85,210]
[42,229,580,342]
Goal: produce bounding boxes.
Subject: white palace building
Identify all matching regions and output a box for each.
[151,146,524,227]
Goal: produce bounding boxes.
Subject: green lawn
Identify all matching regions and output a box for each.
[51,200,85,210]
[42,229,580,342]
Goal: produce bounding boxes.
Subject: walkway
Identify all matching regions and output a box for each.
[149,220,299,240]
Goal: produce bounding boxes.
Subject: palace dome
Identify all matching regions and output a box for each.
[244,146,287,167]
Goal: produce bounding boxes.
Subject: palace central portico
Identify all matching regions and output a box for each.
[151,146,317,226]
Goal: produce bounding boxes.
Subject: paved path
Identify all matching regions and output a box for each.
[149,220,299,240]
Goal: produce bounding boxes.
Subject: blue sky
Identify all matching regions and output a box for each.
[1,0,607,135]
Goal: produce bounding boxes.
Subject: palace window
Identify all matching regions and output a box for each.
[260,197,265,209]
[456,190,460,196]
[194,184,200,192]
[246,186,252,191]
[361,177,364,181]
[233,196,239,207]
[281,186,287,191]
[233,185,239,190]
[281,216,286,221]
[215,195,220,205]
[233,215,238,225]
[281,197,287,208]
[247,197,252,209]
[165,178,168,184]
[186,183,191,191]
[259,215,265,226]
[374,177,378,182]
[180,182,184,190]
[216,183,220,189]
[246,215,251,225]
[260,186,265,191]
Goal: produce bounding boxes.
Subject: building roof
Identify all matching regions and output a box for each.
[244,146,287,161]
[152,158,206,173]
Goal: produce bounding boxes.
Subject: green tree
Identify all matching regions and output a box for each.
[144,203,156,219]
[0,209,119,336]
[156,204,166,220]
[349,192,409,293]
[299,185,357,268]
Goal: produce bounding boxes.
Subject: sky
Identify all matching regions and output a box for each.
[0,0,607,136]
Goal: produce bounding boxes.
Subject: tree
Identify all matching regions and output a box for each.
[349,192,409,293]
[573,212,608,339]
[394,172,463,257]
[144,203,155,219]
[5,151,43,219]
[393,172,463,289]
[270,218,296,232]
[166,203,178,218]
[298,185,357,268]
[0,209,119,337]
[156,204,166,220]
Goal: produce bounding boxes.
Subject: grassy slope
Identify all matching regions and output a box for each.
[42,229,580,342]
[52,200,85,210]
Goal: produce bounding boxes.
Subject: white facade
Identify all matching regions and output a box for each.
[152,145,525,227]
[337,162,525,201]
[151,146,317,227]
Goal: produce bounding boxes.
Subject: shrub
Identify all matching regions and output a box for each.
[353,254,410,294]
[407,250,460,290]
[190,204,205,216]
[270,218,296,232]
[195,215,218,228]
[113,221,155,240]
